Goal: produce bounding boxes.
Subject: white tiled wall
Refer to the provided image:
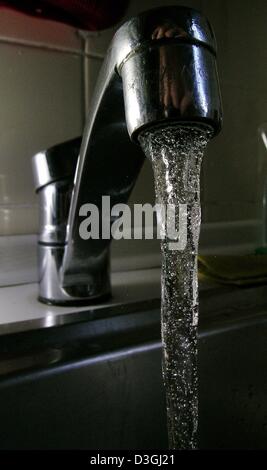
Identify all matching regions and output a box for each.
[0,9,84,235]
[0,8,82,49]
[200,0,267,222]
[0,0,266,235]
[0,0,265,287]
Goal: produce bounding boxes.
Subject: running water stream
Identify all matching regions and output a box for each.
[139,125,211,450]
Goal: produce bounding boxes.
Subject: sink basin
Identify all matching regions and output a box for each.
[0,284,267,449]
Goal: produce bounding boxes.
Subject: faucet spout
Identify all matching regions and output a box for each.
[33,6,222,305]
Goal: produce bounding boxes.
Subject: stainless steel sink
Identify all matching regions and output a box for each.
[0,284,267,449]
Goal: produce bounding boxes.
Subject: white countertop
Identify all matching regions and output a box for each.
[0,268,161,335]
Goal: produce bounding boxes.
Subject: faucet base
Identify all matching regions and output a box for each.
[38,293,112,307]
[38,244,111,306]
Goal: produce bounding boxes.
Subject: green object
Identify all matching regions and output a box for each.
[198,255,267,286]
[255,246,267,255]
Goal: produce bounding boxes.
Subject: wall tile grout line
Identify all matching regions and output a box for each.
[0,35,105,60]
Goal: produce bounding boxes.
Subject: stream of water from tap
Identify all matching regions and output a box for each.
[139,125,211,449]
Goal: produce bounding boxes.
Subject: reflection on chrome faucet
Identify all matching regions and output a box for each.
[152,23,192,114]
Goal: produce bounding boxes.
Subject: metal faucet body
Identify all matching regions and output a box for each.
[32,6,222,305]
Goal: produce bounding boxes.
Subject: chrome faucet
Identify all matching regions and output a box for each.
[32,6,222,305]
